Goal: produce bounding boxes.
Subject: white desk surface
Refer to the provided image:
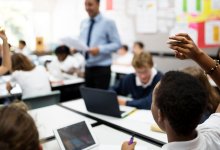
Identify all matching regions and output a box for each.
[43,125,161,150]
[111,64,135,74]
[0,75,22,98]
[28,105,96,139]
[0,83,22,97]
[50,76,85,88]
[61,99,167,144]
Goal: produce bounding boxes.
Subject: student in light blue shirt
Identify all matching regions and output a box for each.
[79,0,121,89]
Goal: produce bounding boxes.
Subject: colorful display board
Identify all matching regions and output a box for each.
[175,0,220,48]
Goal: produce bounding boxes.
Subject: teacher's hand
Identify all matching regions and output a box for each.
[88,47,99,56]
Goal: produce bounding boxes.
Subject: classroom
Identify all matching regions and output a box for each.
[0,0,219,150]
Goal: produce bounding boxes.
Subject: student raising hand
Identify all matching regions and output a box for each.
[168,33,220,88]
[0,28,7,41]
[0,28,11,75]
[121,141,136,150]
[167,33,202,60]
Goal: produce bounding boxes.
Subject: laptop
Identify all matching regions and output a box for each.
[80,87,136,118]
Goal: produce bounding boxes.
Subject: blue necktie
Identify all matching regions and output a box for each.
[86,19,95,59]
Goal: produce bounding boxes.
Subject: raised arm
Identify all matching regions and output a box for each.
[0,29,11,75]
[168,33,220,88]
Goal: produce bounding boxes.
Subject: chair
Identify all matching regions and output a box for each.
[22,90,60,109]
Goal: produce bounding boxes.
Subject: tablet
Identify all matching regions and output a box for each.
[54,121,98,150]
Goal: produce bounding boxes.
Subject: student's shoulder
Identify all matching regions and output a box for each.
[197,113,220,133]
[35,65,47,72]
[156,70,163,78]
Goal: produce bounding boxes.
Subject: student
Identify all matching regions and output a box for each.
[6,53,51,99]
[0,104,42,150]
[70,48,85,77]
[16,40,30,56]
[49,45,80,75]
[111,51,162,109]
[0,28,11,75]
[182,67,220,123]
[133,41,144,55]
[122,71,220,150]
[168,33,220,88]
[113,45,133,66]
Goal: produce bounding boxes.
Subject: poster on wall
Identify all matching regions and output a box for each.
[136,0,157,33]
[205,20,220,45]
[175,0,220,48]
[211,0,220,10]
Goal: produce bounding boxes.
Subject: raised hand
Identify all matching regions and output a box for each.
[168,33,203,61]
[0,28,7,41]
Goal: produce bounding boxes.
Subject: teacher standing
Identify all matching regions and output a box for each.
[80,0,121,89]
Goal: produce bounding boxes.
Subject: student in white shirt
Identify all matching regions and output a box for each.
[168,33,220,88]
[113,45,133,66]
[122,71,220,150]
[49,45,81,76]
[6,53,51,99]
[15,40,31,56]
[70,48,85,77]
[133,41,144,55]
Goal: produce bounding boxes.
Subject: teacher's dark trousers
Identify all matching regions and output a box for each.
[85,66,111,90]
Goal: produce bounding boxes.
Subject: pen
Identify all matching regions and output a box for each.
[128,135,134,145]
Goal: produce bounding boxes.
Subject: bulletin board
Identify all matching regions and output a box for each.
[175,0,220,48]
[101,0,219,51]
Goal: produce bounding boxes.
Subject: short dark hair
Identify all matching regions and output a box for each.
[55,45,71,55]
[19,40,26,46]
[154,71,208,136]
[121,45,128,51]
[134,41,144,49]
[95,0,100,3]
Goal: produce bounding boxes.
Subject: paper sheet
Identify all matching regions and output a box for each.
[136,0,157,33]
[60,37,88,51]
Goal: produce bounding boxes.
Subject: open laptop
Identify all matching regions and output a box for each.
[80,87,136,118]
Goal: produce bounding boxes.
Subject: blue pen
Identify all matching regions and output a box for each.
[128,135,134,145]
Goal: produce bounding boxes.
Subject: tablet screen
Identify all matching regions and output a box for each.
[57,121,96,150]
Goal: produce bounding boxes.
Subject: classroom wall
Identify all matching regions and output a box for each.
[0,0,217,72]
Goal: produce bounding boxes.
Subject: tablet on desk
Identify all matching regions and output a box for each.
[54,121,98,150]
